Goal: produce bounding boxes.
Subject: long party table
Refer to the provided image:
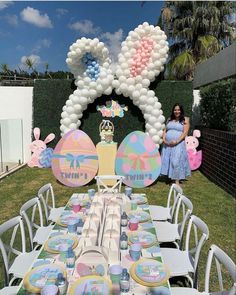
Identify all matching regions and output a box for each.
[17,193,172,295]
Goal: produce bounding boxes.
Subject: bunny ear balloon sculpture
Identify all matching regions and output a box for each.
[60,22,169,147]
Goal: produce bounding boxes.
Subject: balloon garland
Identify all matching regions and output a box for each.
[60,22,169,147]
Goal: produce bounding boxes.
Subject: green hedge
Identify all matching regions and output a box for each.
[33,79,193,146]
[199,78,236,131]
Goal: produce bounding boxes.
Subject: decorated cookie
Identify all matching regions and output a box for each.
[116,131,161,188]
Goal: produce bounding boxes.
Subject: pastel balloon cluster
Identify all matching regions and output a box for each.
[61,38,114,135]
[60,22,169,146]
[130,38,154,77]
[113,22,169,147]
[82,52,100,81]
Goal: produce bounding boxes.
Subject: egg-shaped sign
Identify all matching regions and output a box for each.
[51,130,98,187]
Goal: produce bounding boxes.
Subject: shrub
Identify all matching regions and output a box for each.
[199,79,236,131]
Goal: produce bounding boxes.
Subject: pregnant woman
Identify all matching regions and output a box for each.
[161,103,191,186]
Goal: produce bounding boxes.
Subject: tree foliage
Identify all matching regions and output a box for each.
[161,1,235,80]
[199,79,236,131]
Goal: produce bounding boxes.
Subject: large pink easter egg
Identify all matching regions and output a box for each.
[116,131,161,188]
[51,130,98,187]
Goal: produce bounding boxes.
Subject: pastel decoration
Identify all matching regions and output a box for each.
[128,210,151,223]
[57,211,83,227]
[129,243,142,261]
[130,259,170,287]
[131,195,147,205]
[27,127,55,168]
[44,234,78,253]
[97,100,128,118]
[39,148,54,168]
[23,264,66,293]
[128,231,157,248]
[185,129,202,170]
[68,275,112,295]
[116,131,161,188]
[51,130,98,187]
[60,23,168,147]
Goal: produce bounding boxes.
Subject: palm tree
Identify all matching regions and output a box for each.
[0,63,11,75]
[44,62,52,79]
[161,1,235,80]
[24,57,39,78]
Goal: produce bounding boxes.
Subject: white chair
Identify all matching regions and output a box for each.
[38,183,64,223]
[0,216,39,286]
[20,197,53,248]
[0,286,19,295]
[171,244,236,295]
[149,184,183,221]
[153,194,193,247]
[161,215,209,288]
[95,175,125,193]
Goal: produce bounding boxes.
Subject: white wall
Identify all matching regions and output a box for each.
[0,87,33,163]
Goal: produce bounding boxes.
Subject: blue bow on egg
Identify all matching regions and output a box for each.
[53,153,98,169]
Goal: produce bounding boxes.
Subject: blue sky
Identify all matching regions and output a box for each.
[0,1,163,72]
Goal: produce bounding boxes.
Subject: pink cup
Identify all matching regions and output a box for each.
[129,218,139,231]
[72,200,81,213]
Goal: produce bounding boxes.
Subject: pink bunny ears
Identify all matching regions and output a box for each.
[193,130,201,138]
[33,127,55,143]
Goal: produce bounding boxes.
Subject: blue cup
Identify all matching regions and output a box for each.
[129,243,142,261]
[88,189,96,198]
[125,187,132,198]
[67,219,78,234]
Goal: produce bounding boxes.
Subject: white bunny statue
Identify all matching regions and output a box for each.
[27,127,55,168]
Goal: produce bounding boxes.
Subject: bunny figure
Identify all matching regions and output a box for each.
[27,127,55,168]
[185,130,202,170]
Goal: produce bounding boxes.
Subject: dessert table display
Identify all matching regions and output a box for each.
[17,192,171,295]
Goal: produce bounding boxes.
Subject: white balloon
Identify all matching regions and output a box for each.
[61,111,68,119]
[66,106,74,114]
[62,117,71,126]
[159,115,165,123]
[66,99,73,107]
[74,104,82,112]
[69,113,78,122]
[69,123,77,129]
[142,79,150,88]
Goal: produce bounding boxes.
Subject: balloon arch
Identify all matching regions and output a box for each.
[60,22,169,148]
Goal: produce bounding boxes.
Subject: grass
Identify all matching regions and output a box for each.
[0,167,235,291]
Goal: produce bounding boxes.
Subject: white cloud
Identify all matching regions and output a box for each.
[16,45,24,51]
[69,20,100,35]
[100,29,124,67]
[56,8,68,18]
[20,6,53,28]
[21,54,41,69]
[32,38,51,53]
[0,1,13,10]
[5,14,18,26]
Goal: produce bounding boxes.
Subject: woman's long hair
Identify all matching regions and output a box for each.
[170,103,185,123]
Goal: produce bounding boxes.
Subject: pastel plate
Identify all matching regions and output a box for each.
[68,275,112,295]
[131,195,147,205]
[128,231,157,248]
[57,211,83,227]
[128,210,151,223]
[130,259,170,287]
[44,234,78,253]
[23,264,66,293]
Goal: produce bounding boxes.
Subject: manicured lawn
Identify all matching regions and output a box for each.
[0,167,235,291]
